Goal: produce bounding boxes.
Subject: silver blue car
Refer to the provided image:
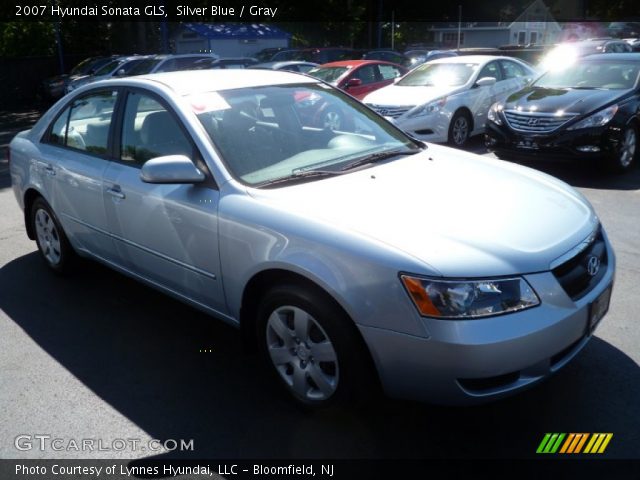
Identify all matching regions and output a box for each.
[9,70,614,407]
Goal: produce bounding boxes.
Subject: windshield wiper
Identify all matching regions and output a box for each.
[253,169,343,188]
[340,149,420,172]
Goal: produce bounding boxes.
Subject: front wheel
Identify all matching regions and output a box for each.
[257,284,375,408]
[31,197,75,274]
[448,111,472,147]
[607,125,637,173]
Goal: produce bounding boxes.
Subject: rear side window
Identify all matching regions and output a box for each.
[46,90,118,155]
[378,64,403,80]
[120,91,193,165]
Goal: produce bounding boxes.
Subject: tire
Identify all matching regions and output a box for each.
[256,283,376,408]
[607,125,637,173]
[31,197,75,274]
[448,110,472,147]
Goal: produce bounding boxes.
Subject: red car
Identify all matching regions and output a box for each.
[308,60,408,100]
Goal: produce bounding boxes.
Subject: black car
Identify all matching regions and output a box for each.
[485,53,640,173]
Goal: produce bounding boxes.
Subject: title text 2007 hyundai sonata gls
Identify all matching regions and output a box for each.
[9,70,614,407]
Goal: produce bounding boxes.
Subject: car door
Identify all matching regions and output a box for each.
[499,59,532,93]
[37,88,119,260]
[102,89,226,313]
[342,64,382,99]
[472,60,503,130]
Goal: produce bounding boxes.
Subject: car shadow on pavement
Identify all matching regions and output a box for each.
[1,253,638,460]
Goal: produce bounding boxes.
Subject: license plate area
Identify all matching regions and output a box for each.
[588,285,612,334]
[515,137,539,150]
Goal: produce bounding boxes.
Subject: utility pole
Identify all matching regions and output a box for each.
[391,10,395,50]
[457,5,462,50]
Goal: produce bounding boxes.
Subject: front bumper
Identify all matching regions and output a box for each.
[392,111,450,143]
[484,121,624,162]
[359,236,615,405]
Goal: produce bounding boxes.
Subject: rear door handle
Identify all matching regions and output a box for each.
[106,186,126,200]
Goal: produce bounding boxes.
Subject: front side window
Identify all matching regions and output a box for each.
[47,90,118,154]
[120,91,193,165]
[308,66,350,84]
[500,60,527,79]
[189,83,419,186]
[378,64,403,80]
[478,61,502,82]
[352,65,379,85]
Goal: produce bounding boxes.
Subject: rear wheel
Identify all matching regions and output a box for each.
[31,197,75,274]
[607,125,637,173]
[257,283,375,408]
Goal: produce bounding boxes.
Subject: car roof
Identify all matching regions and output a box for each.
[104,69,317,96]
[428,55,514,64]
[316,60,400,68]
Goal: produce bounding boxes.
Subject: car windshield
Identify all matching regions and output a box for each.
[190,83,419,187]
[397,62,478,86]
[534,60,640,89]
[126,58,163,76]
[70,57,98,76]
[94,60,122,76]
[307,66,349,83]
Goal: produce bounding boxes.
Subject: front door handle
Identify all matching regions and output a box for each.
[106,186,126,200]
[44,165,56,176]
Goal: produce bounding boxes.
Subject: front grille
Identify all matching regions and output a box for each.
[367,104,413,119]
[552,227,607,301]
[504,110,577,133]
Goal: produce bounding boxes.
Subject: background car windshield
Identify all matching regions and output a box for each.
[126,58,162,76]
[534,60,640,89]
[94,60,121,76]
[397,63,478,86]
[191,83,417,186]
[308,67,349,83]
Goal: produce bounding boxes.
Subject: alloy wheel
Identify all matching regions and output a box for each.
[34,208,62,266]
[619,128,637,168]
[452,116,469,146]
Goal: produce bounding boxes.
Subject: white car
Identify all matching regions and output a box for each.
[363,55,536,147]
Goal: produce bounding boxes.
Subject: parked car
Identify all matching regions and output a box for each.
[123,53,220,76]
[272,48,357,64]
[191,57,259,70]
[253,47,289,63]
[65,56,150,93]
[308,60,408,100]
[42,56,117,99]
[607,22,640,39]
[362,50,410,67]
[485,53,640,173]
[363,55,536,146]
[624,38,640,52]
[539,39,632,71]
[249,61,319,73]
[404,49,457,66]
[9,69,614,408]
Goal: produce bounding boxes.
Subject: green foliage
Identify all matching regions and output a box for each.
[0,22,55,57]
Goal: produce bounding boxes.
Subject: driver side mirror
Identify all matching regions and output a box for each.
[475,76,497,87]
[344,78,363,89]
[140,155,205,184]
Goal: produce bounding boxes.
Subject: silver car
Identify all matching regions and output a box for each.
[9,70,614,407]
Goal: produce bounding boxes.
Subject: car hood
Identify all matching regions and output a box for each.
[363,84,459,106]
[504,86,629,115]
[249,144,598,277]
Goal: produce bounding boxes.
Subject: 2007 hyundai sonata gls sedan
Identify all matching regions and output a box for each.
[9,70,614,407]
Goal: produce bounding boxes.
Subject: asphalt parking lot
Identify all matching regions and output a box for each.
[0,109,639,460]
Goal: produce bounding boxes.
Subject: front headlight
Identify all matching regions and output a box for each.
[407,97,447,118]
[567,105,618,130]
[487,102,504,125]
[401,275,539,319]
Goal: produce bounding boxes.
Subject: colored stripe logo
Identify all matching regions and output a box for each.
[537,433,613,454]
